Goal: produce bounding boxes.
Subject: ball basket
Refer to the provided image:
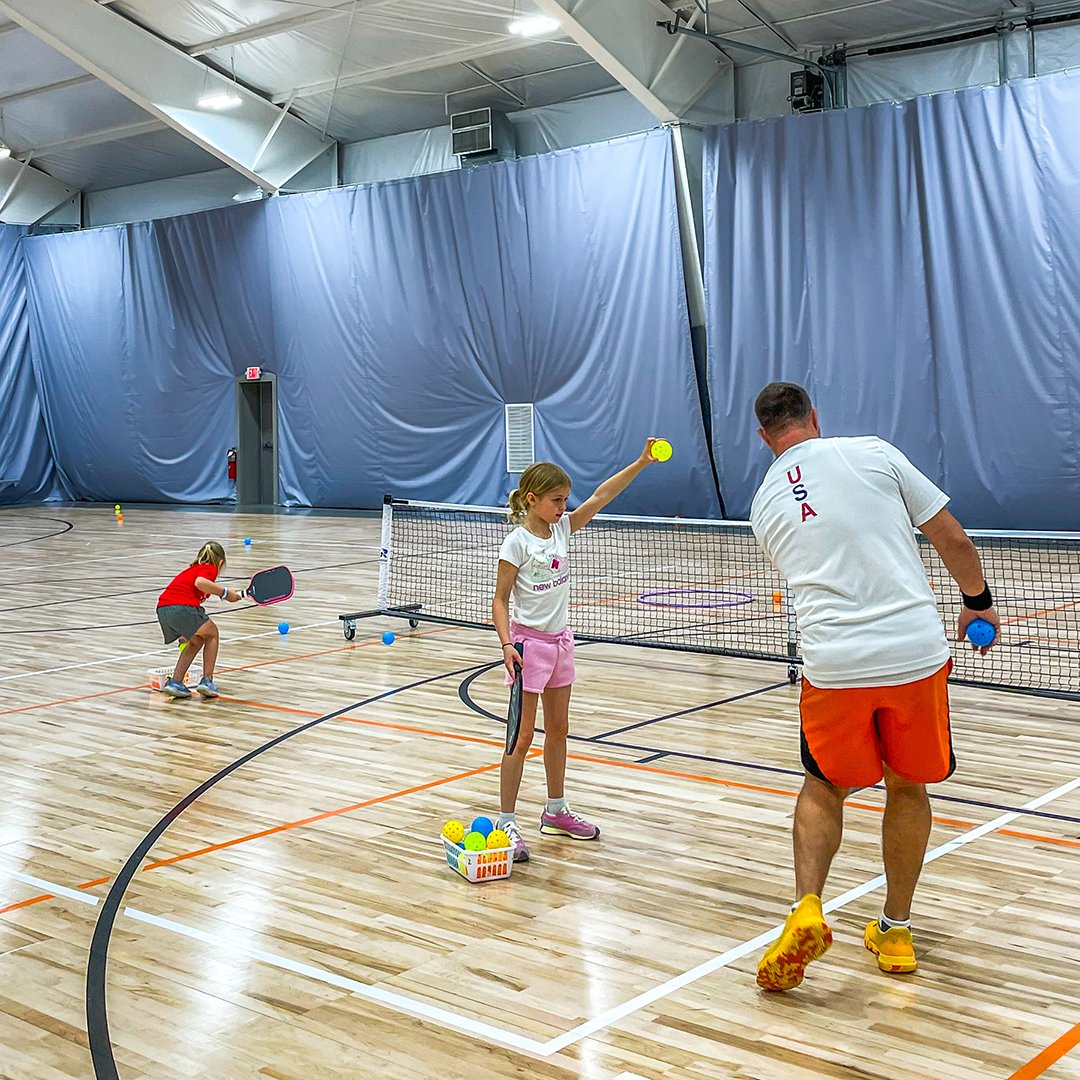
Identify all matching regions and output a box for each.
[441,836,513,883]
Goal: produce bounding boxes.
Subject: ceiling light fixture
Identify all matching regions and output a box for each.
[198,89,242,110]
[507,15,559,36]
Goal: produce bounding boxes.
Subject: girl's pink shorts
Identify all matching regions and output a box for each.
[504,622,576,694]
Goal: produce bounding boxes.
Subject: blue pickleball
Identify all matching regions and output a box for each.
[470,816,494,838]
[966,618,996,647]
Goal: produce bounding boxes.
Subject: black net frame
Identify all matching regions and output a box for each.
[340,498,1080,700]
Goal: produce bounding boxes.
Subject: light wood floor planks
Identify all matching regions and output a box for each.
[1,504,1079,1080]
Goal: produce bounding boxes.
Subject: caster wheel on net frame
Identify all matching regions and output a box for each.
[788,665,799,686]
[343,621,356,641]
[409,619,419,629]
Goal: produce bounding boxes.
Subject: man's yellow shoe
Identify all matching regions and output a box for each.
[864,920,917,973]
[757,895,833,991]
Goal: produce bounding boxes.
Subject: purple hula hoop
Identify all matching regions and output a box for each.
[637,588,755,609]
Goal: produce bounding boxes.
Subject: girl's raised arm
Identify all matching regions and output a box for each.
[568,439,660,534]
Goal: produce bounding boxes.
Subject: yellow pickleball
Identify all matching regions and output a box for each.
[651,439,672,462]
[486,829,509,849]
[442,820,465,844]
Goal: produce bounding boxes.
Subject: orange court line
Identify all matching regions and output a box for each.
[0,624,452,718]
[0,684,150,717]
[4,693,1078,919]
[1003,597,1080,626]
[221,696,1080,845]
[0,875,110,916]
[1007,1018,1080,1079]
[997,830,1080,850]
[143,754,536,871]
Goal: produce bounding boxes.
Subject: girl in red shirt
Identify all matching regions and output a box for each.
[156,541,242,698]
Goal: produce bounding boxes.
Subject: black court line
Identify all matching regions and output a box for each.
[0,517,73,548]
[85,659,493,1080]
[456,668,1080,826]
[635,752,670,764]
[590,681,788,740]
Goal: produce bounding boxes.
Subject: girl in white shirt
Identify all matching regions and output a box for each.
[492,444,661,861]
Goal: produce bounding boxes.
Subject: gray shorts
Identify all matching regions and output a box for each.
[157,605,210,644]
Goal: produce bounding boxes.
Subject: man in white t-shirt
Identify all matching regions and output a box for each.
[749,382,1000,992]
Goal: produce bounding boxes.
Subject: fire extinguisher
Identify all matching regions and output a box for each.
[227,447,237,481]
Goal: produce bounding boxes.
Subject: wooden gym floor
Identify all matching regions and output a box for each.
[1,504,1079,1080]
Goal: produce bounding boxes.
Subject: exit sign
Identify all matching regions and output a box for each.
[245,366,261,380]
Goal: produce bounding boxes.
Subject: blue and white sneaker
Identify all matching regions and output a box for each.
[194,677,219,699]
[162,678,192,699]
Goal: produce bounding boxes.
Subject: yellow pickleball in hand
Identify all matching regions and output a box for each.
[651,438,672,462]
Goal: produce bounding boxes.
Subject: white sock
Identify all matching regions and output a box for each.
[879,912,911,932]
[497,812,516,829]
[546,796,568,815]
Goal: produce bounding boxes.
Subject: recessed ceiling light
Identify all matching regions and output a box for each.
[198,90,242,110]
[507,15,559,36]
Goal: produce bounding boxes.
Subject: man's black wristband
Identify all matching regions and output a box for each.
[962,583,993,611]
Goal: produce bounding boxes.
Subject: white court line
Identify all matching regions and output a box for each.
[537,773,1080,1055]
[6,774,1077,1058]
[0,620,341,682]
[0,867,100,906]
[124,908,543,1054]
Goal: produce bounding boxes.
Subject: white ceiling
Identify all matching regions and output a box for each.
[0,0,1065,194]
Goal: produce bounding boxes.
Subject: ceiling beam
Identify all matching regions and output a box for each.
[273,35,574,102]
[0,73,97,109]
[0,153,78,225]
[186,0,396,57]
[459,61,526,107]
[531,0,731,123]
[30,119,168,156]
[0,0,336,192]
[731,0,798,52]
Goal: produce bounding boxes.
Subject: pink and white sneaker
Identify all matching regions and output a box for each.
[539,806,600,840]
[502,819,530,862]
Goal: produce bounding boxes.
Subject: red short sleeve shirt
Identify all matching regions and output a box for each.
[158,563,218,608]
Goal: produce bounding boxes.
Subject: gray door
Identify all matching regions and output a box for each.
[236,373,278,505]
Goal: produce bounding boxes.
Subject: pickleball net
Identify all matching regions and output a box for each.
[339,497,1080,699]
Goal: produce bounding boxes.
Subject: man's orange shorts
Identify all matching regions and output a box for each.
[799,661,954,788]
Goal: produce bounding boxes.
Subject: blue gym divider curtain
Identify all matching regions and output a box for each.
[703,69,1080,530]
[0,224,61,504]
[22,130,721,517]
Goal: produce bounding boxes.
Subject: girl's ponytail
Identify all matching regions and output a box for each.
[190,541,226,570]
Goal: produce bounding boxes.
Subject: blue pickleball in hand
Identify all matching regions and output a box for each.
[966,618,996,647]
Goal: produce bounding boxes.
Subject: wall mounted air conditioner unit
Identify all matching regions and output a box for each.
[451,108,517,167]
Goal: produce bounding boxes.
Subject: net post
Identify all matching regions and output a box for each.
[378,494,393,611]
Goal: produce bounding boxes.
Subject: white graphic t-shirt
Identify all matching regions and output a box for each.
[498,516,571,633]
[750,436,950,688]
